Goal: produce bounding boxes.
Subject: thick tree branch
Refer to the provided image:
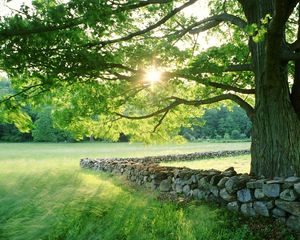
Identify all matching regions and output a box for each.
[164,70,255,94]
[288,39,300,51]
[281,51,300,61]
[225,64,253,72]
[116,93,254,120]
[120,0,172,10]
[85,0,197,48]
[188,13,247,35]
[270,0,299,33]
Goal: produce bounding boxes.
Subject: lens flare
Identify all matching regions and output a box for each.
[145,68,161,83]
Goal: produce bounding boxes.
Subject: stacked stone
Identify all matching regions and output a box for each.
[90,149,250,165]
[80,157,300,233]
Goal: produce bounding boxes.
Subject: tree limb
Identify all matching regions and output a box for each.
[281,51,300,61]
[120,0,172,10]
[288,39,300,51]
[224,64,253,72]
[85,0,197,48]
[188,13,247,35]
[164,71,255,94]
[116,93,255,120]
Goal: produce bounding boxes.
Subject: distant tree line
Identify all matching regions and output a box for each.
[0,105,251,142]
[180,106,252,141]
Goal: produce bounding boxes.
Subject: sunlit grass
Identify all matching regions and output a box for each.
[161,155,251,174]
[0,141,250,160]
[0,142,293,240]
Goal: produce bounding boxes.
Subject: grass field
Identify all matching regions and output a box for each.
[0,142,294,240]
[161,155,251,174]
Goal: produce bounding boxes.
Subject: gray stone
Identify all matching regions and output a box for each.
[224,167,235,172]
[241,203,256,217]
[275,200,300,216]
[280,189,297,201]
[285,176,300,183]
[254,189,266,199]
[253,201,269,217]
[286,215,300,232]
[262,184,280,198]
[210,186,219,197]
[183,185,191,195]
[222,170,237,177]
[175,183,183,193]
[247,180,264,189]
[265,200,275,209]
[151,180,158,190]
[198,177,210,190]
[217,177,229,188]
[192,189,201,199]
[220,188,236,202]
[193,189,208,200]
[145,182,152,189]
[237,188,252,203]
[210,174,223,185]
[266,178,284,184]
[130,174,136,181]
[189,175,197,184]
[225,175,249,194]
[294,182,300,194]
[227,201,239,212]
[159,179,171,192]
[143,176,148,182]
[272,207,287,217]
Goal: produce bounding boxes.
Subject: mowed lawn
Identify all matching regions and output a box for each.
[161,155,251,174]
[0,142,294,240]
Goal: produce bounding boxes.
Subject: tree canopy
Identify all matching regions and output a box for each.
[0,0,300,177]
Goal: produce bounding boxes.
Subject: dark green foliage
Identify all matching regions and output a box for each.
[32,108,73,142]
[181,106,252,140]
[0,123,32,142]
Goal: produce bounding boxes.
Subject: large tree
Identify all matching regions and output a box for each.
[0,0,299,177]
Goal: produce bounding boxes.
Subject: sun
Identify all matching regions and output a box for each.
[145,67,161,84]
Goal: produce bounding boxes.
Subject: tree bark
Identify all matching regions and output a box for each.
[242,0,300,177]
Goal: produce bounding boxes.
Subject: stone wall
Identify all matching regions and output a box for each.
[89,149,250,164]
[80,150,300,233]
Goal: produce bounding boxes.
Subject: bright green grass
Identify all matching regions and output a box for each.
[0,143,293,240]
[0,141,250,160]
[161,155,251,174]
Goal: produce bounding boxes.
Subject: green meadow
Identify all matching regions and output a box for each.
[0,142,294,240]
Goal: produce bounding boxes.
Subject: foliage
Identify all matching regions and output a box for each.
[32,107,74,142]
[181,106,251,140]
[0,0,253,143]
[0,123,32,142]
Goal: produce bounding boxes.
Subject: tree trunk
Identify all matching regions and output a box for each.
[242,0,300,177]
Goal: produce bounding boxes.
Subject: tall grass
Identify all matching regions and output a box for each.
[0,143,294,240]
